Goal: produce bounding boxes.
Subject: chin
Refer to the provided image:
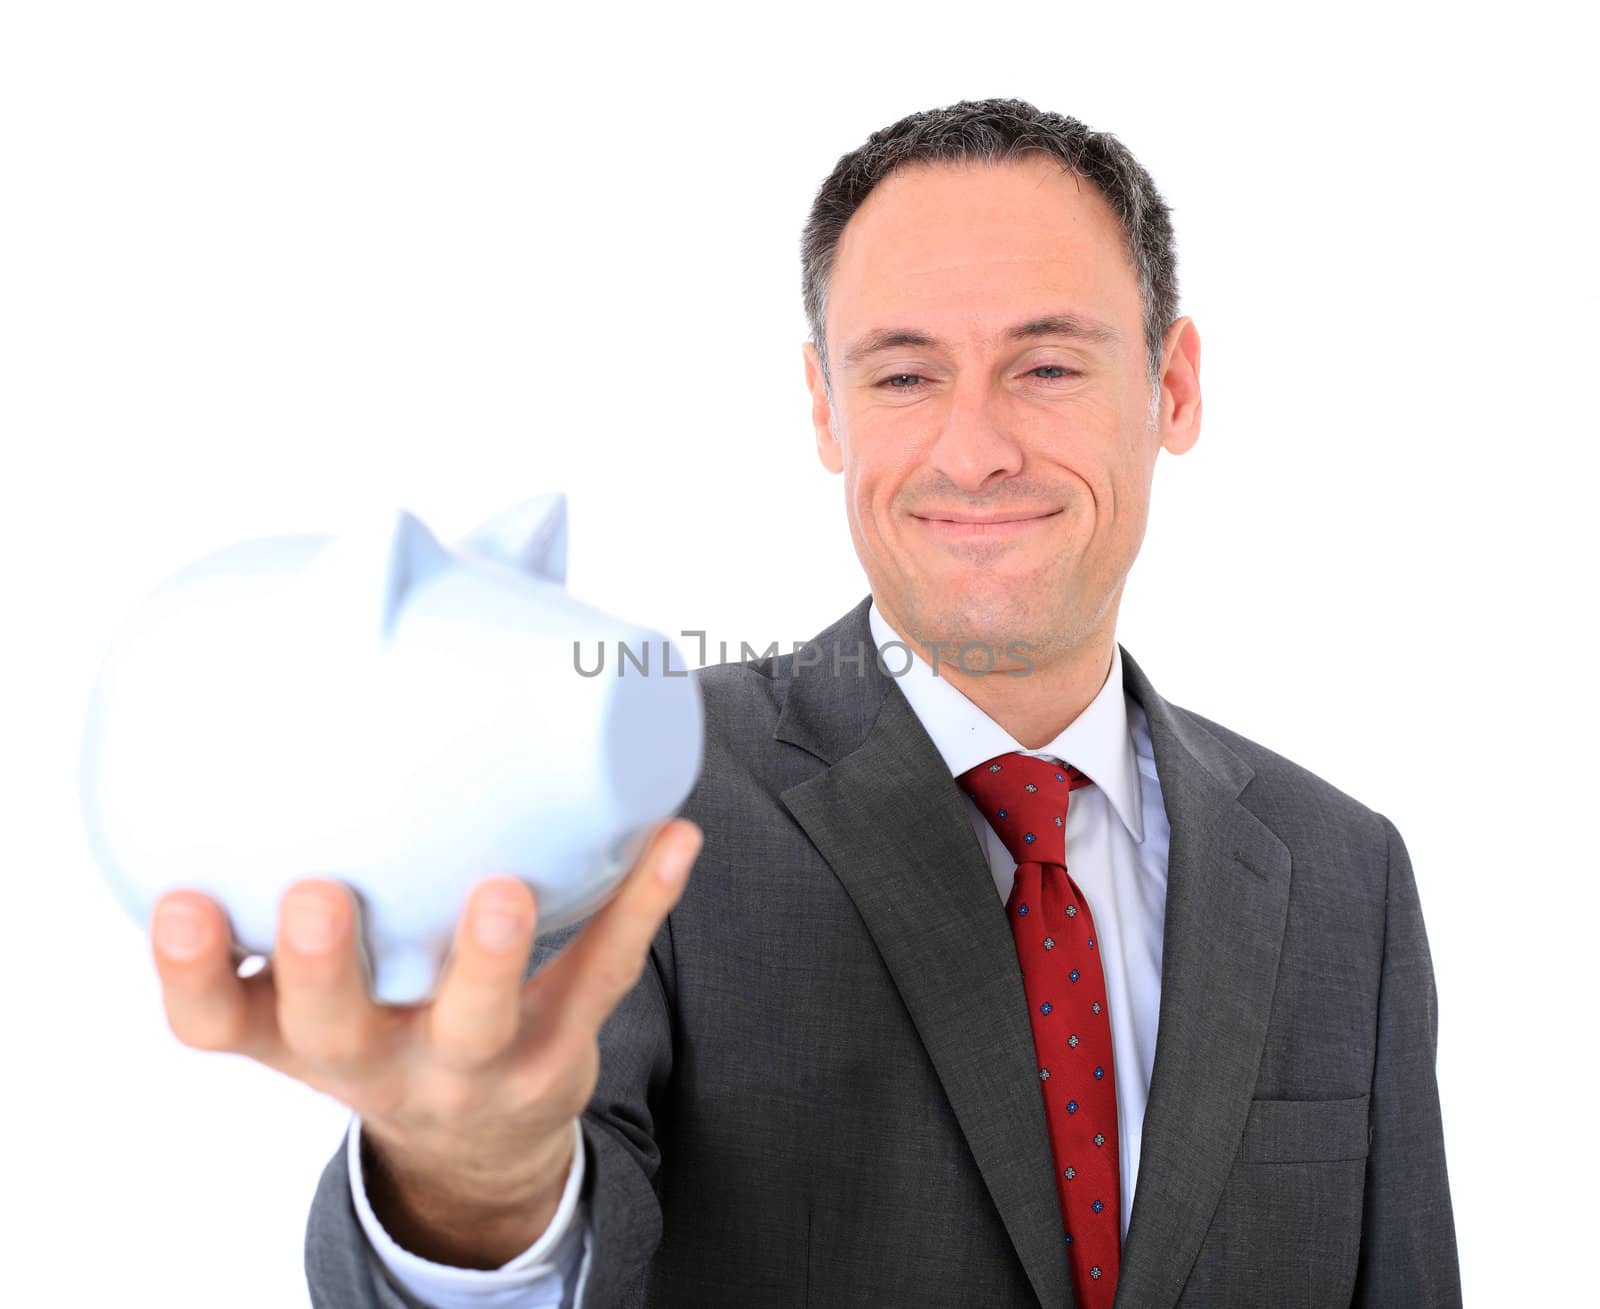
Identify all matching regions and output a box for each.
[907,589,1035,649]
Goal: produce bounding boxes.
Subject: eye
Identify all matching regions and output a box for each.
[877,366,1079,391]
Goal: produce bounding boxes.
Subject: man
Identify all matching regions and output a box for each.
[151,98,1460,1307]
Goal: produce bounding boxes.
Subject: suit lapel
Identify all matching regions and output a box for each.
[776,598,1075,1308]
[1112,647,1292,1309]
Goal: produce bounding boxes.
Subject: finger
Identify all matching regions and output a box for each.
[273,878,383,1072]
[151,889,284,1061]
[426,875,539,1067]
[535,819,701,1041]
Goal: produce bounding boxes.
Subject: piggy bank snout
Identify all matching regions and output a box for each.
[597,637,704,822]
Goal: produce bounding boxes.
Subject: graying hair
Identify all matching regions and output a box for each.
[800,98,1179,410]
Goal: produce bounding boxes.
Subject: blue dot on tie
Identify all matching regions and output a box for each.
[1094,1066,1104,1080]
[1087,937,1095,950]
[1092,1200,1105,1214]
[1018,903,1029,916]
[997,808,1008,819]
[1040,1002,1053,1015]
[1067,1099,1079,1114]
[1069,969,1081,982]
[1055,772,1065,782]
[1023,832,1036,844]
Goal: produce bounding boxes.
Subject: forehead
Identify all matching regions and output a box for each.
[826,155,1141,357]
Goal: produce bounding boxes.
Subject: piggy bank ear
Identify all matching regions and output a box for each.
[304,505,456,643]
[458,492,567,586]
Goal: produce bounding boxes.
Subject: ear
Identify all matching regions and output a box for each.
[1157,317,1202,456]
[803,341,844,475]
[305,505,456,643]
[458,492,568,585]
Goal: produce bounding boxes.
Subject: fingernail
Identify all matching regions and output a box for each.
[154,904,207,960]
[285,903,338,953]
[474,906,526,950]
[656,833,701,886]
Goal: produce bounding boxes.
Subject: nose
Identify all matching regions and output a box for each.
[924,374,1025,492]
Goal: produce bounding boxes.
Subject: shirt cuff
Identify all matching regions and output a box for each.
[347,1114,588,1307]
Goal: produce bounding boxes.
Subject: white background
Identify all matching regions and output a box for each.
[2,2,1595,1304]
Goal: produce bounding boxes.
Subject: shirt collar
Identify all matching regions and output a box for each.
[868,598,1145,843]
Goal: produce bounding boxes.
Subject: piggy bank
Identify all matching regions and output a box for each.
[77,493,703,1004]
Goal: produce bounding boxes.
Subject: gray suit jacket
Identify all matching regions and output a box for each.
[305,594,1461,1307]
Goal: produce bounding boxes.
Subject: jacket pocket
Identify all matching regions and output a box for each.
[1239,1094,1371,1164]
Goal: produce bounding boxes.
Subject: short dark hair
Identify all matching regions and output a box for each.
[800,97,1179,397]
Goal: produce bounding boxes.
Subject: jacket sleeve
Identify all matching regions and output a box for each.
[304,912,676,1309]
[1351,814,1462,1307]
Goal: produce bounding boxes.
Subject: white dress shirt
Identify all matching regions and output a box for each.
[350,598,1172,1306]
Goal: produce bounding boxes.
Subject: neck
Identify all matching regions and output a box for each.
[874,602,1117,751]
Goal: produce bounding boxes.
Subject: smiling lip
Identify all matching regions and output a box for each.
[913,509,1062,539]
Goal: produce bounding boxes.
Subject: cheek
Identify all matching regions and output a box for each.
[843,450,906,530]
[839,466,881,551]
[1094,449,1156,551]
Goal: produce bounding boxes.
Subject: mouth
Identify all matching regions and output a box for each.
[911,509,1063,541]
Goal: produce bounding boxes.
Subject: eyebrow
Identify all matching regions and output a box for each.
[838,312,1124,371]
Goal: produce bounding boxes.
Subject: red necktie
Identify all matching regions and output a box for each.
[959,752,1120,1308]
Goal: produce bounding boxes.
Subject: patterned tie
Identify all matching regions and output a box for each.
[959,751,1120,1308]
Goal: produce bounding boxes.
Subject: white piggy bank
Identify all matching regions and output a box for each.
[77,494,703,1004]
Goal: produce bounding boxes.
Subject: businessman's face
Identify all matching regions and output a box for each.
[803,154,1200,673]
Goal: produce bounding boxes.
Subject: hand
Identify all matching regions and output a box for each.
[147,818,703,1263]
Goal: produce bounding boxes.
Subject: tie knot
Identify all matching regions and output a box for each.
[958,751,1093,867]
